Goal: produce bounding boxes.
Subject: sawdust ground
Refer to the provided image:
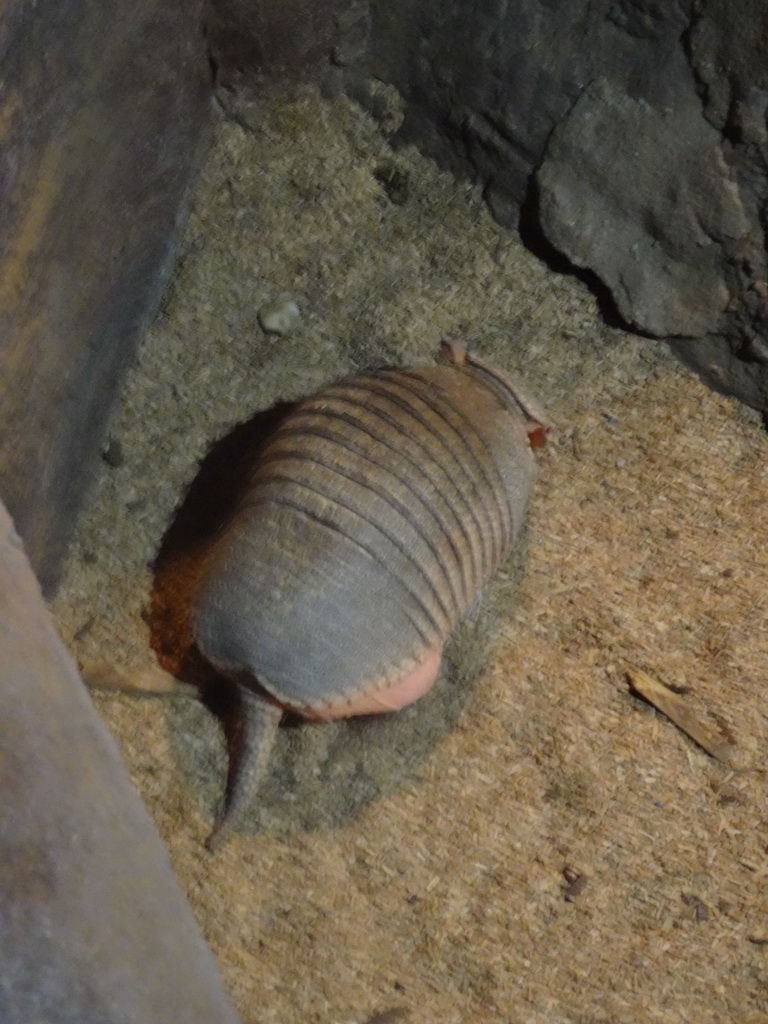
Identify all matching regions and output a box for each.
[51,87,768,1024]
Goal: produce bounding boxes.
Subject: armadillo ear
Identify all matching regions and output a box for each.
[439,338,467,366]
[527,422,549,450]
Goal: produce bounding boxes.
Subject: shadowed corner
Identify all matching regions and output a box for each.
[516,175,635,334]
[147,399,295,685]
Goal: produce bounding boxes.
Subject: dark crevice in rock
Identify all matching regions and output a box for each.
[517,177,634,334]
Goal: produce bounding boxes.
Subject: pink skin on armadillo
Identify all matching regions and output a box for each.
[290,644,444,722]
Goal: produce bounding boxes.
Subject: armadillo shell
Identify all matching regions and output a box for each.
[194,363,537,712]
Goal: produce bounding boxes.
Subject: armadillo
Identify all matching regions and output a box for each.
[194,342,549,849]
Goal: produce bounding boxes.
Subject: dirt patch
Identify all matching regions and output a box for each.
[52,87,768,1024]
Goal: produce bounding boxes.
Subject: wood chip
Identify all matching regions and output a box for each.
[681,892,708,922]
[362,1009,409,1024]
[626,668,736,764]
[562,865,589,902]
[80,661,198,699]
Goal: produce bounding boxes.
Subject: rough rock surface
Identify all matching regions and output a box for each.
[536,78,750,338]
[205,0,768,409]
[340,0,768,410]
[0,501,240,1024]
[0,0,211,591]
[206,0,369,90]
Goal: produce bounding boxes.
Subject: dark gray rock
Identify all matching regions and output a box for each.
[361,0,697,224]
[536,78,750,337]
[670,331,768,415]
[353,0,768,411]
[0,501,241,1024]
[207,0,370,90]
[200,0,768,409]
[686,0,768,139]
[0,0,211,593]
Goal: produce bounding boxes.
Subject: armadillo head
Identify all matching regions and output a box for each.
[441,339,551,449]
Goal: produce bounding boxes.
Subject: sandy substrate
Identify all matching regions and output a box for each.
[52,87,768,1024]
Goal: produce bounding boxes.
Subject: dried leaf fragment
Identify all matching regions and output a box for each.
[626,667,736,764]
[80,661,198,699]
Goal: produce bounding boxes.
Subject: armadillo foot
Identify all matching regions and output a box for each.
[206,685,283,853]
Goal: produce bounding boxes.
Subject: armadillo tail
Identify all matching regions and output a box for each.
[205,686,283,853]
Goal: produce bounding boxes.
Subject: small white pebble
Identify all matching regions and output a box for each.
[258,298,301,336]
